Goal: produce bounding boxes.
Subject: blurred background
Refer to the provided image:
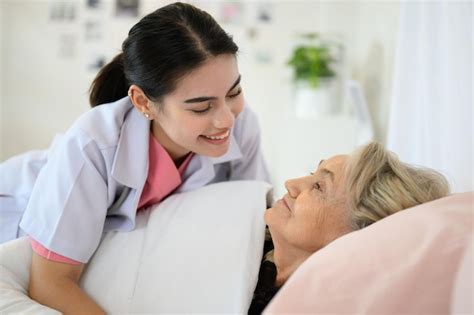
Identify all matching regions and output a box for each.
[1,0,472,197]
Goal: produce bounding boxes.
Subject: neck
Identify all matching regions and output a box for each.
[150,121,190,164]
[272,238,313,287]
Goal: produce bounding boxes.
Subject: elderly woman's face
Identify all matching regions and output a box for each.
[265,155,352,252]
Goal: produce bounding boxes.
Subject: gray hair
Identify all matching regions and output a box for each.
[344,142,450,230]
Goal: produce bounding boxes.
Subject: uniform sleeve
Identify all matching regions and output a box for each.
[19,128,109,263]
[29,237,81,265]
[231,106,271,184]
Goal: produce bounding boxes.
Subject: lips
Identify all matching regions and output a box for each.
[277,197,292,212]
[201,130,230,140]
[199,130,230,146]
[283,197,292,212]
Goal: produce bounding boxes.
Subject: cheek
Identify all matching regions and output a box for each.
[232,99,245,117]
[157,117,202,144]
[176,117,209,137]
[289,201,327,249]
[187,120,206,134]
[294,197,323,226]
[324,205,351,240]
[289,218,325,252]
[293,212,320,238]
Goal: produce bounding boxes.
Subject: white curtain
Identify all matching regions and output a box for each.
[387,1,473,193]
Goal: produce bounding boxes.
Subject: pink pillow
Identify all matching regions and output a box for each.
[264,192,473,314]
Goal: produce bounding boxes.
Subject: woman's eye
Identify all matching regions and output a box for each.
[313,182,322,191]
[191,103,212,114]
[228,88,242,98]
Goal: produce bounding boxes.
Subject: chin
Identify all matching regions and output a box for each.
[207,150,224,157]
[201,145,230,158]
[264,208,277,226]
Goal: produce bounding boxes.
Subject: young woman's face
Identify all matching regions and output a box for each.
[149,54,244,160]
[265,155,352,253]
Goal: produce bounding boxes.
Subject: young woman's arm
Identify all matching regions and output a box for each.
[29,252,106,315]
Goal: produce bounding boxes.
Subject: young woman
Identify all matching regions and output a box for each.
[0,2,269,313]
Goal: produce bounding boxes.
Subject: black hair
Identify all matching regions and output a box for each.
[89,2,238,107]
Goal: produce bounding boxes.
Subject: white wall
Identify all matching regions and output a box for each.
[0,0,136,159]
[0,0,400,196]
[1,0,7,156]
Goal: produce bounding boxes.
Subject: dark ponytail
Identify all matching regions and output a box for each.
[89,54,128,107]
[88,2,238,107]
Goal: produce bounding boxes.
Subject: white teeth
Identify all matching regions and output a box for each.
[203,130,229,140]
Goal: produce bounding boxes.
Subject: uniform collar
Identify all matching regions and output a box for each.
[192,130,243,175]
[111,99,150,189]
[209,131,243,164]
[179,132,243,192]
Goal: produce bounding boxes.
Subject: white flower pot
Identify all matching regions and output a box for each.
[294,80,335,119]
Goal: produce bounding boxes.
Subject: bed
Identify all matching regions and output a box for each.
[0,182,472,314]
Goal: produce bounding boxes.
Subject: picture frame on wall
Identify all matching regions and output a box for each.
[115,0,139,17]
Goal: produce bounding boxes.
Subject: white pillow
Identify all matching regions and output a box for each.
[0,237,61,315]
[0,180,272,314]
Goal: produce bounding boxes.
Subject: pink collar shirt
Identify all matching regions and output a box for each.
[138,134,194,210]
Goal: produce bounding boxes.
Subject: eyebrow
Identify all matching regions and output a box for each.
[320,168,335,183]
[311,161,335,183]
[183,75,241,104]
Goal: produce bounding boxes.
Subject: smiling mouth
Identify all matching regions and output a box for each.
[278,198,291,212]
[201,130,230,140]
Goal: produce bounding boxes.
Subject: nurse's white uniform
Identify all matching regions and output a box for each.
[0,97,270,262]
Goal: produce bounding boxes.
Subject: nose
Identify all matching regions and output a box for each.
[284,178,301,199]
[213,104,234,129]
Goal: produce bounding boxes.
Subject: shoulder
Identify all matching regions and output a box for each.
[68,97,134,149]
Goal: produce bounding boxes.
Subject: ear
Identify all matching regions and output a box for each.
[128,85,155,119]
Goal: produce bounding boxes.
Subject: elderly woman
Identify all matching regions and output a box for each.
[249,142,450,314]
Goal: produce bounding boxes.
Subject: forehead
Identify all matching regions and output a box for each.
[168,54,239,98]
[319,154,347,168]
[317,155,348,179]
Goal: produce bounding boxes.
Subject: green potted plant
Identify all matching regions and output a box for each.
[287,33,336,88]
[287,33,338,117]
